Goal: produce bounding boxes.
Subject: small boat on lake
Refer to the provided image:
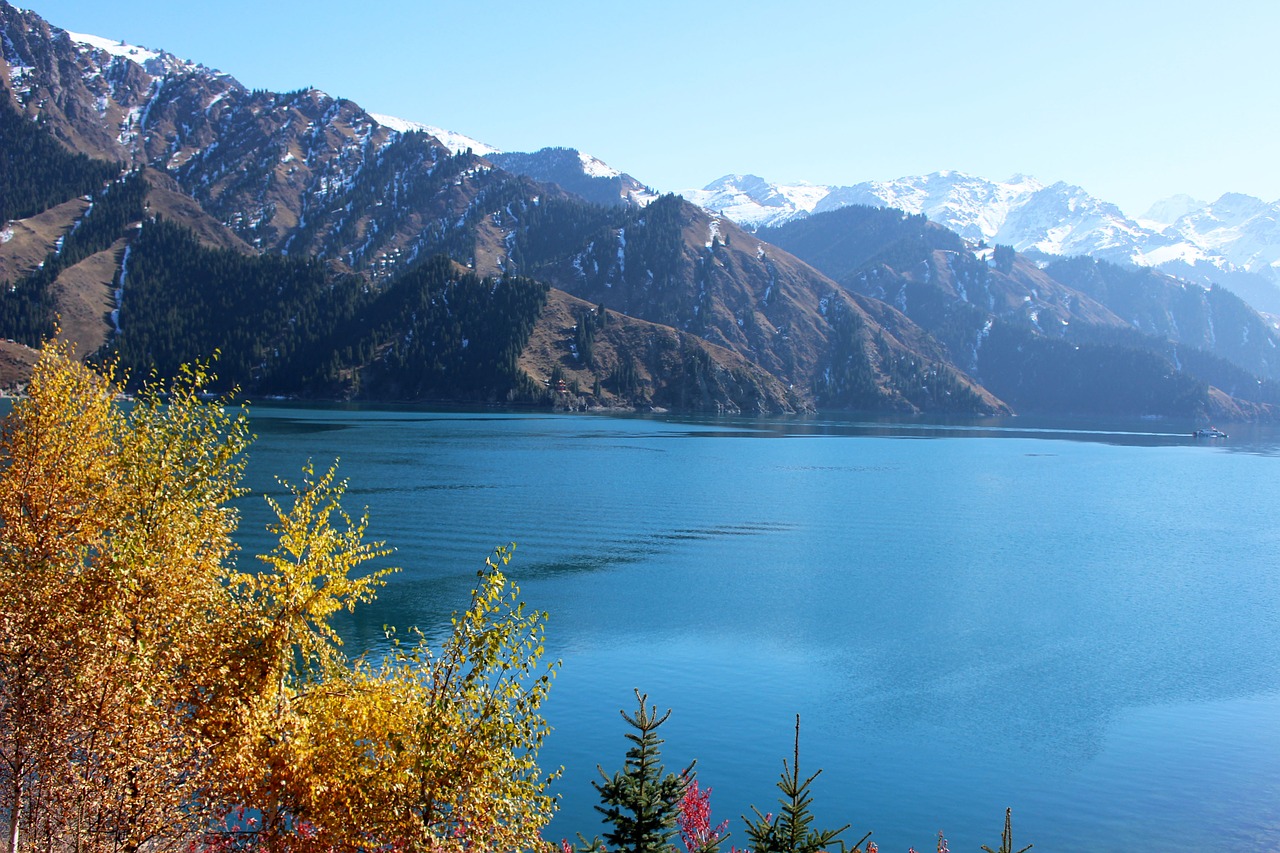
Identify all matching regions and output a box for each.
[1192,427,1228,438]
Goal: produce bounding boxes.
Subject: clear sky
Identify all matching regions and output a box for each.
[13,0,1280,218]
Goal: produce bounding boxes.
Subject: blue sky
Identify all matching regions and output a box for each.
[14,0,1279,217]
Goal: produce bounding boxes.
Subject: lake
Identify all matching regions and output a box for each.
[235,406,1280,853]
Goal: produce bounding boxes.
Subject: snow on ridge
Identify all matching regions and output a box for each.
[369,113,500,156]
[688,170,1280,285]
[776,182,831,212]
[66,30,164,64]
[368,112,430,134]
[683,174,830,228]
[1138,243,1211,267]
[65,30,198,76]
[578,151,620,179]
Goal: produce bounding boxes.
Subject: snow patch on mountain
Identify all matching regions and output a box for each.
[683,175,816,228]
[66,31,164,65]
[578,151,620,179]
[368,113,500,156]
[625,186,660,207]
[66,30,202,77]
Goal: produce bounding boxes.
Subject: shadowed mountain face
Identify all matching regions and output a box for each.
[487,148,657,209]
[760,205,1280,419]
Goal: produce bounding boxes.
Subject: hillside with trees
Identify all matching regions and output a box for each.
[506,195,1005,414]
[0,80,120,223]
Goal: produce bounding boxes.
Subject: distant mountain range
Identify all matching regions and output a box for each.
[684,172,1280,315]
[3,0,1279,422]
[360,122,1280,320]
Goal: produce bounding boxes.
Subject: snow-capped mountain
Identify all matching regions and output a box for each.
[815,171,1046,244]
[368,114,653,208]
[1140,194,1207,227]
[682,175,830,229]
[684,171,1155,255]
[1160,194,1280,270]
[683,172,1280,312]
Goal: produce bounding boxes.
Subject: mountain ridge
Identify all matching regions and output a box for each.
[684,172,1280,315]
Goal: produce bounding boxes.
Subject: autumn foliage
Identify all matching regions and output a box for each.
[0,345,557,852]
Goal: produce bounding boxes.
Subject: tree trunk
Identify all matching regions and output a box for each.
[7,773,20,853]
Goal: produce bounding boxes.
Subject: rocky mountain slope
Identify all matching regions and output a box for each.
[506,194,1004,413]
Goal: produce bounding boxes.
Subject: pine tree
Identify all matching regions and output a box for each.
[741,716,869,853]
[993,243,1016,274]
[588,690,692,853]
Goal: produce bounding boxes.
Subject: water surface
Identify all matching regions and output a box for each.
[237,408,1280,853]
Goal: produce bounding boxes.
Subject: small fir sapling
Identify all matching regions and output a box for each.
[579,690,693,853]
[740,715,870,853]
[981,809,1031,853]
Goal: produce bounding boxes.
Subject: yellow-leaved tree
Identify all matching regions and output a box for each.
[0,344,558,853]
[0,344,250,853]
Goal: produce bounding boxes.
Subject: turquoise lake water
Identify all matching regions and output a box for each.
[235,407,1280,853]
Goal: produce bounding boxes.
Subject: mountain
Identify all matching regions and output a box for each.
[760,204,1280,419]
[1,2,573,278]
[1140,194,1207,225]
[367,113,500,157]
[685,172,1280,315]
[7,2,1280,421]
[487,148,658,209]
[505,194,1004,413]
[0,1,1010,417]
[682,175,832,230]
[364,117,659,210]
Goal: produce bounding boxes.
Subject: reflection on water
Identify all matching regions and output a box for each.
[521,521,796,579]
[236,404,1280,853]
[647,410,1280,451]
